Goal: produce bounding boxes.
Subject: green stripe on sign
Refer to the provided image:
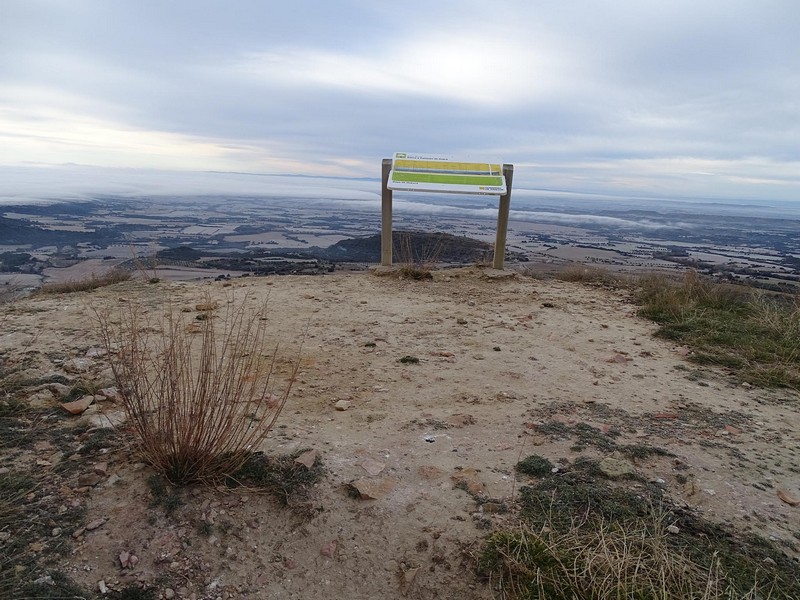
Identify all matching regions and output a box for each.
[392,172,503,186]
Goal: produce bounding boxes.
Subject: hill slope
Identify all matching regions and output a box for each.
[1,268,798,598]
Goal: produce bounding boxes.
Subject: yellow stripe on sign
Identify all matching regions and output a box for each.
[394,159,500,175]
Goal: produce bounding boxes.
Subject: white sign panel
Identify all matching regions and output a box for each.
[388,152,507,195]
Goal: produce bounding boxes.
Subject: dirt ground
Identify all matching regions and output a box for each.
[1,267,799,599]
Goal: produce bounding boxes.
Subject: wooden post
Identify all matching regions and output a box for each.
[381,158,393,266]
[492,164,514,270]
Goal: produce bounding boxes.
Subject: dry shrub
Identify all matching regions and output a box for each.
[96,291,298,484]
[37,268,131,295]
[0,280,24,304]
[129,242,161,283]
[555,263,627,287]
[392,231,443,279]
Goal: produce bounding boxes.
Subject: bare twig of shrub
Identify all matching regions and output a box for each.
[95,291,299,484]
[393,231,443,280]
[129,242,161,283]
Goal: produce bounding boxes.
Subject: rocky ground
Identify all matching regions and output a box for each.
[1,267,798,599]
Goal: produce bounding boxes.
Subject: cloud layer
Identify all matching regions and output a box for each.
[1,1,798,202]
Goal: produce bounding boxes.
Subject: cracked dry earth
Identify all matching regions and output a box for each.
[1,267,799,599]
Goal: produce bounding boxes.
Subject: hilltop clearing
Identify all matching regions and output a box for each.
[1,268,798,599]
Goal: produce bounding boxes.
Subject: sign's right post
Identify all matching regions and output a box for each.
[493,164,514,270]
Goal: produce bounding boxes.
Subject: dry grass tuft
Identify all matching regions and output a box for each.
[554,263,628,287]
[96,291,299,484]
[0,280,24,304]
[37,268,131,295]
[392,231,443,280]
[0,472,36,597]
[481,514,766,600]
[636,270,800,388]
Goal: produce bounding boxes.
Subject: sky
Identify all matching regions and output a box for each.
[1,0,799,203]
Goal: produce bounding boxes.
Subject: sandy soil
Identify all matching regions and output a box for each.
[1,268,799,599]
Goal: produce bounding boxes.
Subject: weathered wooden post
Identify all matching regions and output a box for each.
[493,164,514,270]
[381,158,393,266]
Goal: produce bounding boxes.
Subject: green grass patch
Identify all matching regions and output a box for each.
[635,273,800,388]
[515,454,554,477]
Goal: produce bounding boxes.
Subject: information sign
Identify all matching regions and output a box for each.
[388,152,507,195]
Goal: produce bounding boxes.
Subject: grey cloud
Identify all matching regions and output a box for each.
[1,1,798,203]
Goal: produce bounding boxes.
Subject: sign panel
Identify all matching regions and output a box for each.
[388,152,507,195]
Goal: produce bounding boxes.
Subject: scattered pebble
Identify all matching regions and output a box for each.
[85,518,107,531]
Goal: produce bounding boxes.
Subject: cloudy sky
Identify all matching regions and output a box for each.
[1,0,798,203]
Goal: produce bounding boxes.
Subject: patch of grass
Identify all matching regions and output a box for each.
[554,264,627,287]
[147,473,167,503]
[0,401,36,449]
[399,355,419,364]
[1,470,89,599]
[78,427,118,455]
[13,570,91,600]
[1,373,72,397]
[110,585,157,600]
[229,449,324,509]
[519,471,657,530]
[620,443,673,460]
[62,381,98,404]
[479,469,800,600]
[397,264,433,280]
[163,493,183,516]
[197,520,213,537]
[0,472,34,530]
[0,396,28,418]
[635,272,800,389]
[537,419,674,462]
[515,454,554,477]
[572,421,619,451]
[36,268,131,295]
[146,473,183,516]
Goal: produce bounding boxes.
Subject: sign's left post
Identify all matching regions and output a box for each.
[381,158,393,266]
